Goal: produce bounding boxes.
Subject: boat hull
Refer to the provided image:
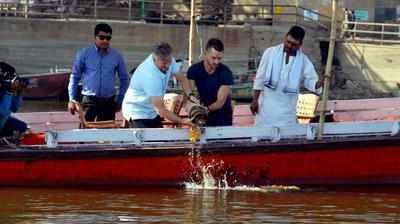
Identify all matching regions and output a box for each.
[21,71,70,99]
[1,136,400,187]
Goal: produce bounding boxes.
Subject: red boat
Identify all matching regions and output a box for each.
[1,98,400,188]
[21,69,70,99]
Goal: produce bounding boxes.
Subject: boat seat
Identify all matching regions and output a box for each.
[80,120,126,129]
[76,104,127,129]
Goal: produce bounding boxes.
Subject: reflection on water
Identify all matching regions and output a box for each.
[1,187,400,223]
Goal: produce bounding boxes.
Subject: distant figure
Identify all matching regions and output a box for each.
[343,8,355,38]
[122,42,197,128]
[68,23,129,122]
[187,38,234,126]
[250,26,324,127]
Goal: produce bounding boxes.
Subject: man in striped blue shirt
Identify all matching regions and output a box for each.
[68,23,129,122]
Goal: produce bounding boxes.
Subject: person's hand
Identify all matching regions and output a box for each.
[68,101,80,115]
[180,118,196,127]
[250,100,259,115]
[316,77,324,89]
[188,95,200,104]
[15,80,26,95]
[114,103,122,113]
[316,73,331,89]
[9,78,24,95]
[185,92,200,104]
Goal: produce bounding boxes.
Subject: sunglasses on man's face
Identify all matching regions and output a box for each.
[97,35,112,41]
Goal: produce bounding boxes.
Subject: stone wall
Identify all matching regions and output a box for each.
[331,42,400,99]
[0,17,324,76]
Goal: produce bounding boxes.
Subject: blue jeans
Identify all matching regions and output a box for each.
[0,116,27,137]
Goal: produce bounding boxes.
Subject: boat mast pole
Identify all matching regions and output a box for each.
[188,0,196,66]
[317,0,337,140]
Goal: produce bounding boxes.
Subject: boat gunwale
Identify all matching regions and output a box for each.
[1,134,400,161]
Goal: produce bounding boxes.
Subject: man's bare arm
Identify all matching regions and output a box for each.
[250,90,261,115]
[175,71,193,96]
[207,85,231,111]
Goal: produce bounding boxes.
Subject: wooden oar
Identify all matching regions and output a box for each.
[317,0,337,139]
[188,0,196,66]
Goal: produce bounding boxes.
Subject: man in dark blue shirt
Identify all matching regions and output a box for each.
[68,23,129,122]
[187,38,234,126]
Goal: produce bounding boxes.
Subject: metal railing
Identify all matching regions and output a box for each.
[0,0,329,29]
[0,1,17,16]
[342,21,400,44]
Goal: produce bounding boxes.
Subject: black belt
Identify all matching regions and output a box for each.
[83,95,115,103]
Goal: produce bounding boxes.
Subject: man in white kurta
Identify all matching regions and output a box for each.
[251,26,323,127]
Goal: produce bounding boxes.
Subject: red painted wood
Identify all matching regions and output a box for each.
[1,140,400,187]
[334,110,400,122]
[317,97,400,112]
[0,156,189,186]
[20,133,45,145]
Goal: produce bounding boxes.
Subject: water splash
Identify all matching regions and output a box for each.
[185,148,300,193]
[185,181,300,193]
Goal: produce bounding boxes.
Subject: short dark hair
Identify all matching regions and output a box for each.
[153,42,173,59]
[94,23,112,36]
[205,38,224,52]
[287,26,305,43]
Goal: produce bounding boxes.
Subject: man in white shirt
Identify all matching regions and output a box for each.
[122,42,197,128]
[250,26,323,127]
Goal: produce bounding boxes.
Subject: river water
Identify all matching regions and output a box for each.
[8,100,400,223]
[1,186,400,223]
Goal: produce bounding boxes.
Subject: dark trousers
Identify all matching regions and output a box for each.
[82,95,116,122]
[0,116,27,137]
[129,116,163,128]
[206,109,233,127]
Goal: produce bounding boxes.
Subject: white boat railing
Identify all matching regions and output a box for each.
[44,120,400,148]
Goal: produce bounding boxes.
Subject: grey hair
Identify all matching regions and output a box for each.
[152,42,173,59]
